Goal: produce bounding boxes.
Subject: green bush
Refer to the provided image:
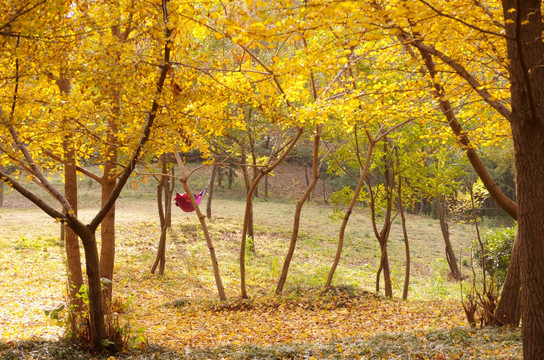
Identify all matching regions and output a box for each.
[474,225,516,287]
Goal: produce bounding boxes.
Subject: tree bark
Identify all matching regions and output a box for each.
[54,74,84,324]
[276,125,322,294]
[64,134,83,313]
[174,152,226,300]
[501,1,544,356]
[99,169,116,306]
[0,178,4,207]
[206,165,217,219]
[370,176,393,298]
[240,128,303,298]
[151,156,174,275]
[324,139,374,290]
[397,151,410,300]
[66,218,107,349]
[494,232,521,326]
[435,198,462,280]
[240,146,255,251]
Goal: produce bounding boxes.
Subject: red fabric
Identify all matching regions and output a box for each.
[174,189,205,212]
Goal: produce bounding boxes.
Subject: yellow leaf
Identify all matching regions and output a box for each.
[213,32,225,40]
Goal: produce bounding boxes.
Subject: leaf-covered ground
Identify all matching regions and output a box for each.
[0,192,522,359]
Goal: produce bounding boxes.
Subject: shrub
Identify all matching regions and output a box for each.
[473,225,516,287]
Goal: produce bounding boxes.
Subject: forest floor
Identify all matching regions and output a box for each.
[0,164,521,359]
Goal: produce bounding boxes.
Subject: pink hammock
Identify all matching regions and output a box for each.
[174,188,206,212]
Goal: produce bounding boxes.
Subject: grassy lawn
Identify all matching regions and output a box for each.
[0,165,521,359]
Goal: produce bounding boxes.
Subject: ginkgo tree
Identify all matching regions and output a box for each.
[366,0,543,357]
[0,0,182,350]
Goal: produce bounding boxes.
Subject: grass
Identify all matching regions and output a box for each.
[0,164,521,359]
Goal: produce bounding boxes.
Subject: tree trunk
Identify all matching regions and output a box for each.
[494,231,521,326]
[206,165,217,219]
[100,172,116,306]
[0,178,4,207]
[435,198,462,280]
[66,219,107,350]
[370,142,394,298]
[240,128,303,298]
[217,167,223,187]
[264,173,269,200]
[276,125,322,294]
[174,152,226,300]
[324,140,374,289]
[64,134,83,315]
[397,153,410,300]
[55,74,84,319]
[228,167,233,189]
[502,1,544,356]
[512,116,544,358]
[241,148,255,253]
[151,156,173,275]
[322,172,328,204]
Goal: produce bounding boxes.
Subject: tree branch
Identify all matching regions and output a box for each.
[0,169,65,220]
[403,34,512,121]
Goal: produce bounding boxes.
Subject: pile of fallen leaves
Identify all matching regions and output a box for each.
[148,287,465,348]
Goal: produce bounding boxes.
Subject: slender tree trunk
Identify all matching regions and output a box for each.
[373,200,393,297]
[217,167,223,188]
[435,198,462,280]
[397,154,410,300]
[264,173,269,200]
[304,165,311,201]
[324,140,374,289]
[0,178,4,207]
[174,152,226,300]
[99,81,119,307]
[64,137,83,313]
[151,156,172,275]
[322,172,328,204]
[240,128,303,298]
[206,165,217,219]
[369,142,394,298]
[100,171,116,306]
[55,75,84,319]
[276,125,322,294]
[400,196,410,300]
[228,167,233,189]
[241,148,255,252]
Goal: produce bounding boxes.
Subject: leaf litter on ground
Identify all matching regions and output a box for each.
[0,201,522,359]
